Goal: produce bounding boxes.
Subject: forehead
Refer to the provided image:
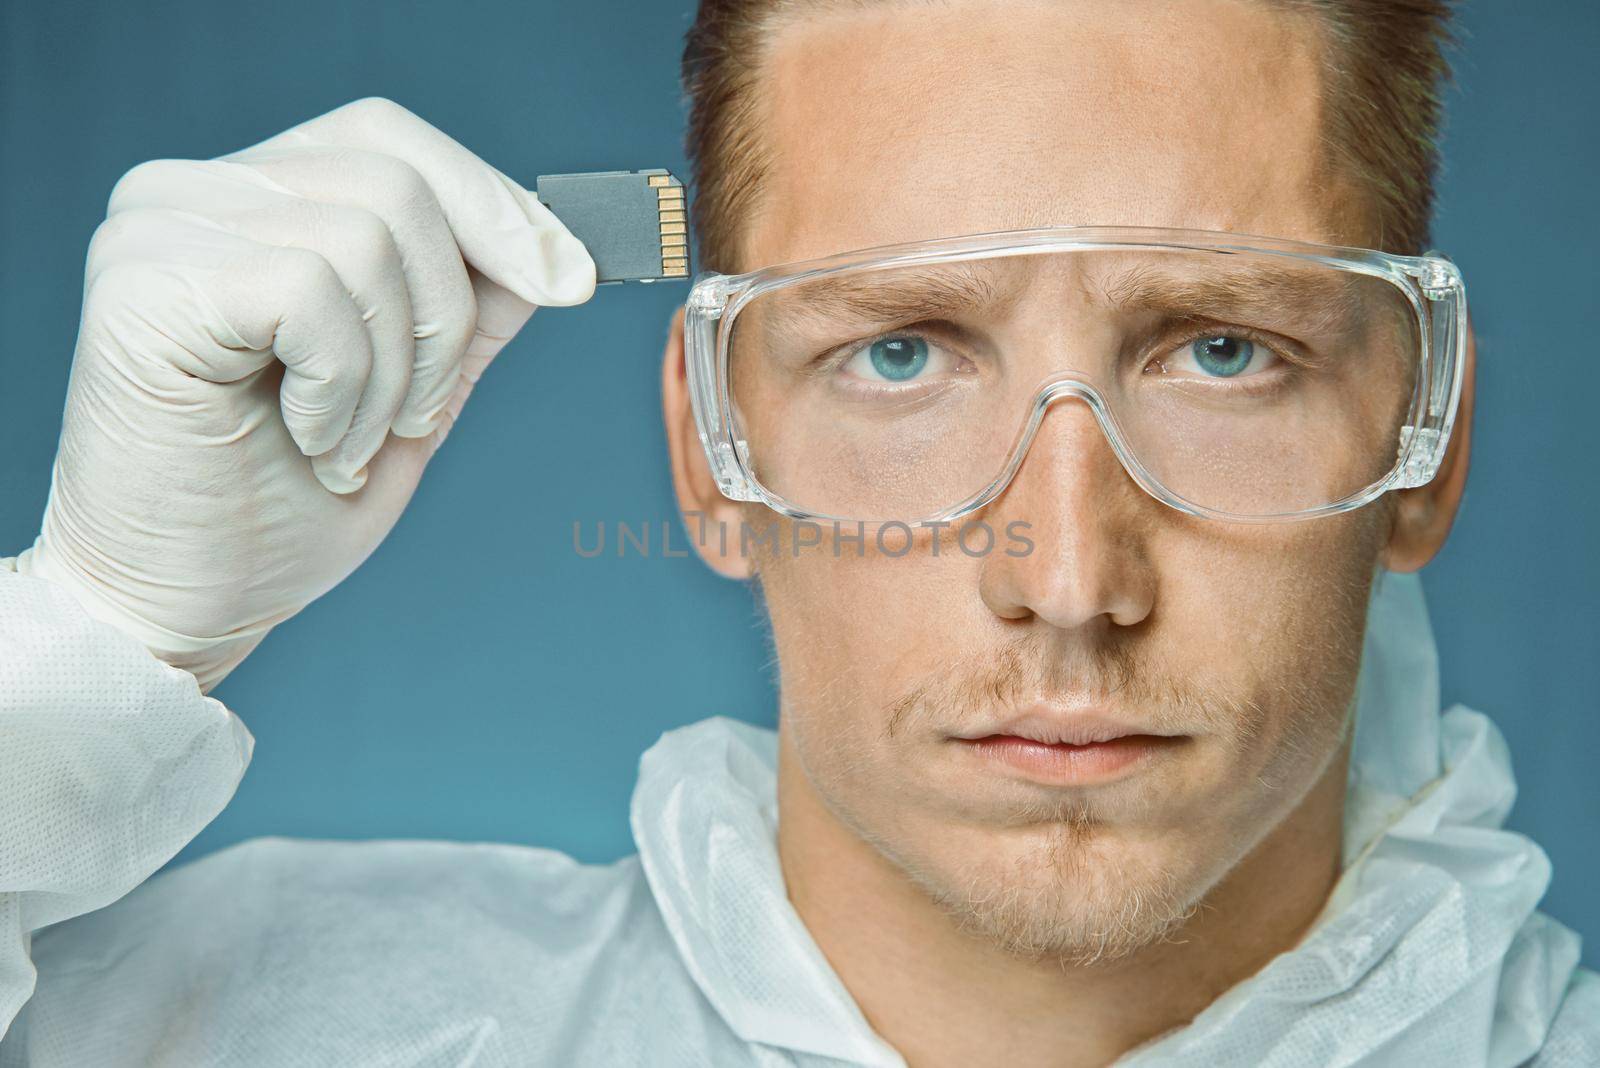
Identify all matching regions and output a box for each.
[746,0,1346,269]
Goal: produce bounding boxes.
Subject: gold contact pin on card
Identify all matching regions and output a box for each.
[655,174,689,274]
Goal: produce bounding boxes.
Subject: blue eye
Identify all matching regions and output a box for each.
[1190,336,1255,377]
[837,334,964,390]
[868,336,929,381]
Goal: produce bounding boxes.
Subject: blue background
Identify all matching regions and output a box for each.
[1,1,1595,967]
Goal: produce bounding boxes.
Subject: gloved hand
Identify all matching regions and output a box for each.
[13,97,596,692]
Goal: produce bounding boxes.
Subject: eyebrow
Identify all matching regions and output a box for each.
[763,263,1007,331]
[1095,260,1366,336]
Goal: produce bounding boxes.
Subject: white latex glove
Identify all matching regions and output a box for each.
[13,97,596,691]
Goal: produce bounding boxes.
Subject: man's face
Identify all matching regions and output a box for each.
[733,0,1395,962]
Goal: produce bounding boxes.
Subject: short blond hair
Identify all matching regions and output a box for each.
[681,0,1456,271]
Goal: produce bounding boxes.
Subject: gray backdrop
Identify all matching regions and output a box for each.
[2,0,1594,966]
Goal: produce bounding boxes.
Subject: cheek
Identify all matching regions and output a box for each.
[760,538,988,776]
[1158,512,1383,789]
[764,536,980,687]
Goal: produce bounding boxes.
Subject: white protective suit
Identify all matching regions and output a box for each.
[0,558,1595,1066]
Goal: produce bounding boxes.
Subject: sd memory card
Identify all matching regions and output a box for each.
[534,169,689,284]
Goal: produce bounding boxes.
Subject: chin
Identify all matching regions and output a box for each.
[883,815,1214,966]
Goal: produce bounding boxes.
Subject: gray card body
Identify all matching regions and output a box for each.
[533,169,689,284]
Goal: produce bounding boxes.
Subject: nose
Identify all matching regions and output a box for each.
[978,396,1158,631]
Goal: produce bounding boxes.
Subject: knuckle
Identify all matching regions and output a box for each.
[315,202,401,275]
[361,153,434,218]
[268,245,341,305]
[85,257,157,310]
[86,208,187,271]
[88,210,144,260]
[108,158,198,213]
[344,95,418,132]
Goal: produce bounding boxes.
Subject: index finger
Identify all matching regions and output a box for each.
[224,97,596,308]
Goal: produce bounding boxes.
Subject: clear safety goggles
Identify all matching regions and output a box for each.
[683,227,1468,525]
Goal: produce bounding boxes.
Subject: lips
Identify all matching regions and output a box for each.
[953,709,1184,785]
[960,711,1165,747]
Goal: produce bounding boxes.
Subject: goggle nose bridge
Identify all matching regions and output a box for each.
[981,372,1159,511]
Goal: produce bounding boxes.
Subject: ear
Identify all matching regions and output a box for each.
[1381,316,1477,572]
[662,305,754,579]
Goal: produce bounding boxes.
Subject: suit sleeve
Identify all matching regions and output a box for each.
[0,560,253,1039]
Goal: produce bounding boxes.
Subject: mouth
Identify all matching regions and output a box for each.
[952,710,1186,786]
